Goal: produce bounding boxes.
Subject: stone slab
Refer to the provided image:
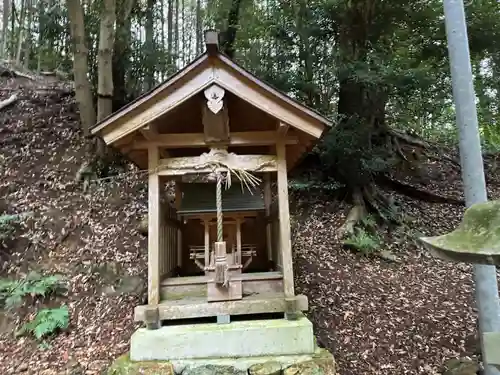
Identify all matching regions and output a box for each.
[483,332,500,369]
[130,317,315,361]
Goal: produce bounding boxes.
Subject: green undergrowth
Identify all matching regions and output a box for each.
[0,271,66,308]
[343,215,382,255]
[0,212,32,243]
[16,306,69,341]
[0,272,69,344]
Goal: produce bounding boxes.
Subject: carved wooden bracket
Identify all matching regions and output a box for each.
[202,84,230,144]
[204,85,225,114]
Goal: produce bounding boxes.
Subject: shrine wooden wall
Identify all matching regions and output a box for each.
[159,203,179,278]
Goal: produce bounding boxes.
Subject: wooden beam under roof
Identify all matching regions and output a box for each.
[131,131,299,149]
[157,152,277,176]
[277,122,289,137]
[140,124,169,158]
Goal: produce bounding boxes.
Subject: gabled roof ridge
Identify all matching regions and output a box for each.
[91,53,210,132]
[91,51,332,135]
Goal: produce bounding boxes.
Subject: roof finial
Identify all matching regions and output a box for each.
[204,30,219,56]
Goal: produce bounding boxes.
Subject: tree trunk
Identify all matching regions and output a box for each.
[167,0,173,71]
[322,0,398,224]
[15,0,26,65]
[145,0,155,90]
[1,0,10,58]
[67,0,96,135]
[10,0,15,60]
[36,0,44,72]
[160,0,165,80]
[174,0,179,64]
[97,0,116,121]
[196,0,201,55]
[112,0,134,110]
[221,0,242,59]
[23,0,32,69]
[295,0,318,108]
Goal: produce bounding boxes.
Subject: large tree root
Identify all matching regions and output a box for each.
[376,174,465,205]
[0,94,18,111]
[337,184,401,237]
[337,189,366,236]
[389,129,461,167]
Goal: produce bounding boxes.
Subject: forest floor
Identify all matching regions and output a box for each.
[0,77,499,375]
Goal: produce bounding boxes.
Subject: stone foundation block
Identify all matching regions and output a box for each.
[130,317,315,361]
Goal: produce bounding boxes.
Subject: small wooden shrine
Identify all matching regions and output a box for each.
[91,31,332,327]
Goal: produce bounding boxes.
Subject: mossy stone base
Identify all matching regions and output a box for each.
[107,348,336,375]
[248,361,282,375]
[107,354,174,375]
[283,361,322,375]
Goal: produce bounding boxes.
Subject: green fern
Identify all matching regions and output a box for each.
[343,228,381,255]
[17,306,69,339]
[0,273,66,308]
[0,279,18,305]
[0,214,21,241]
[360,214,377,229]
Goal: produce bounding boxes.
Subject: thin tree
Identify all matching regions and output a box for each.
[67,0,96,134]
[221,0,243,58]
[97,0,116,121]
[1,0,10,58]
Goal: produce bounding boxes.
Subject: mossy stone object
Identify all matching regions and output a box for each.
[106,354,174,375]
[311,348,336,375]
[420,200,500,265]
[284,361,323,375]
[183,365,246,375]
[442,358,479,375]
[248,361,282,375]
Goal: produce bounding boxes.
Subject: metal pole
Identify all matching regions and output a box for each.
[443,1,500,373]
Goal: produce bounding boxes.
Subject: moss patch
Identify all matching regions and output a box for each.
[107,348,337,375]
[311,349,336,375]
[107,354,174,375]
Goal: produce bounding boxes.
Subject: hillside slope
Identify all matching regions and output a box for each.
[1,77,499,375]
[0,78,148,374]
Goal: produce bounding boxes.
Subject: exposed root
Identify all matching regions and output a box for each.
[0,61,35,80]
[423,150,461,168]
[389,129,429,148]
[362,184,401,224]
[338,184,402,237]
[393,136,409,162]
[377,175,465,205]
[389,129,461,169]
[0,94,18,111]
[337,189,367,237]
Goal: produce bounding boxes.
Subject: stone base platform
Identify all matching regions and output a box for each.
[107,347,336,375]
[130,316,315,361]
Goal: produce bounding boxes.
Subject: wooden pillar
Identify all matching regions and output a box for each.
[264,173,272,262]
[204,219,210,271]
[276,140,294,298]
[148,146,161,306]
[236,218,242,266]
[175,181,182,268]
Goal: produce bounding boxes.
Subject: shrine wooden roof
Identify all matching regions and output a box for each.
[90,31,333,170]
